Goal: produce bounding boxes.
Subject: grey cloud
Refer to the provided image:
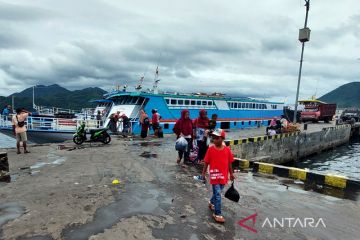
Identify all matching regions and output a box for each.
[0,0,359,103]
[0,2,55,21]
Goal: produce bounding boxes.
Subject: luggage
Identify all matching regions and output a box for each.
[158,127,163,138]
[225,181,240,202]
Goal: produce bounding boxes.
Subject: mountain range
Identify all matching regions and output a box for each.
[319,82,360,108]
[0,84,107,111]
[1,81,359,112]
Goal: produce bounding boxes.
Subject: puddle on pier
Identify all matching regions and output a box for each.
[133,141,163,147]
[16,235,53,240]
[60,183,172,240]
[0,202,25,228]
[139,151,158,159]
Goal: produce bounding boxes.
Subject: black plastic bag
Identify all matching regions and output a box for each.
[225,181,240,202]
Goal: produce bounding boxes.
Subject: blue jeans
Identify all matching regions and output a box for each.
[210,184,224,215]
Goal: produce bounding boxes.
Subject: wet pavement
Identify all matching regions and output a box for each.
[0,133,359,240]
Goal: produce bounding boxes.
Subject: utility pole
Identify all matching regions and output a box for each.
[293,0,311,123]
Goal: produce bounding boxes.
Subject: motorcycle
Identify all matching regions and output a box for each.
[73,122,111,145]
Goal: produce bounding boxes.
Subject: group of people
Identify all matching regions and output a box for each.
[172,109,234,223]
[108,111,131,137]
[173,109,218,165]
[266,115,290,136]
[139,109,162,138]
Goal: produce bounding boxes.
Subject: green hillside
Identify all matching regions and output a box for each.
[319,82,360,108]
[0,85,107,112]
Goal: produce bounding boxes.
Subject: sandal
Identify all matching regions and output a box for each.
[213,214,225,223]
[208,201,215,211]
[24,151,30,154]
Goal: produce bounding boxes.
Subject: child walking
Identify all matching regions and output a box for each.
[201,129,235,223]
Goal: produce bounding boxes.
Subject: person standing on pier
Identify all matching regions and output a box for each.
[201,129,235,223]
[194,109,209,164]
[12,108,31,154]
[139,109,150,138]
[151,109,161,137]
[173,109,193,164]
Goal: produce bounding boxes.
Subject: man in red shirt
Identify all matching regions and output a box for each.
[151,109,161,137]
[201,129,235,223]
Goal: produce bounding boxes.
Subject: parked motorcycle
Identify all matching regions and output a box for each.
[73,122,111,145]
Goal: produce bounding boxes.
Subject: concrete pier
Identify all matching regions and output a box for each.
[227,124,351,164]
[0,124,359,239]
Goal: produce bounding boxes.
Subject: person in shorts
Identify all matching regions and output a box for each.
[12,108,31,154]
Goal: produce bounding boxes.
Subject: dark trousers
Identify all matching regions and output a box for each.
[197,139,208,161]
[178,138,192,162]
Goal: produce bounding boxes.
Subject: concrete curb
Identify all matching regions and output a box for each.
[252,162,360,191]
[232,158,251,169]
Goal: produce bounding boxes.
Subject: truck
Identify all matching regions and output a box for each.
[340,108,360,122]
[299,99,336,123]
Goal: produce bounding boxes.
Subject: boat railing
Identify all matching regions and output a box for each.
[0,114,104,132]
[35,105,78,115]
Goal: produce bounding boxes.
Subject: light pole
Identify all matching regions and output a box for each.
[293,0,311,123]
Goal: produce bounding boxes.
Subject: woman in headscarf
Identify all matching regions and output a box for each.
[193,109,209,163]
[173,109,193,164]
[139,109,149,138]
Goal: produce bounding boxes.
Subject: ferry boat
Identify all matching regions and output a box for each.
[0,73,284,143]
[99,90,284,135]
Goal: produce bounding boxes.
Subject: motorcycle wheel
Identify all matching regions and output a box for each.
[73,135,84,145]
[101,133,111,144]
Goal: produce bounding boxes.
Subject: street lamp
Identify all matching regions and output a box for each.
[293,0,311,123]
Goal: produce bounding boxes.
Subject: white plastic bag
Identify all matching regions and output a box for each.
[175,137,188,151]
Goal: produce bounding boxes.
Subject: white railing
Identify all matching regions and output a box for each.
[1,114,141,134]
[0,114,102,132]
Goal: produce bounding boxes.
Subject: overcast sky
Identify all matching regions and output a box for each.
[0,0,359,104]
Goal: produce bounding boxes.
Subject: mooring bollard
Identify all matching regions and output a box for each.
[0,152,10,182]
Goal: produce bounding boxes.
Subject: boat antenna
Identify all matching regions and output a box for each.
[152,53,162,94]
[135,75,145,91]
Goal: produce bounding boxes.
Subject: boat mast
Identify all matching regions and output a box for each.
[152,66,160,94]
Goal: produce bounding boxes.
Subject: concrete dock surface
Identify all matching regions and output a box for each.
[0,126,359,240]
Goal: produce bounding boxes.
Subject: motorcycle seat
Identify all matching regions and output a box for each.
[90,128,107,134]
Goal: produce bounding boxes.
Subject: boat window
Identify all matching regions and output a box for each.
[208,101,213,106]
[241,103,245,108]
[252,103,256,109]
[165,99,170,104]
[191,100,196,105]
[178,99,184,105]
[274,105,277,109]
[202,101,207,105]
[263,104,267,109]
[255,104,259,109]
[131,97,138,104]
[171,99,176,105]
[185,100,190,105]
[234,102,238,108]
[197,100,201,105]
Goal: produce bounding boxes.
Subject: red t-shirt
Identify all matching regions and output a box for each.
[152,113,160,124]
[204,145,234,185]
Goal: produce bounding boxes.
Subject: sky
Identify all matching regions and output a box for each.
[0,0,359,104]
